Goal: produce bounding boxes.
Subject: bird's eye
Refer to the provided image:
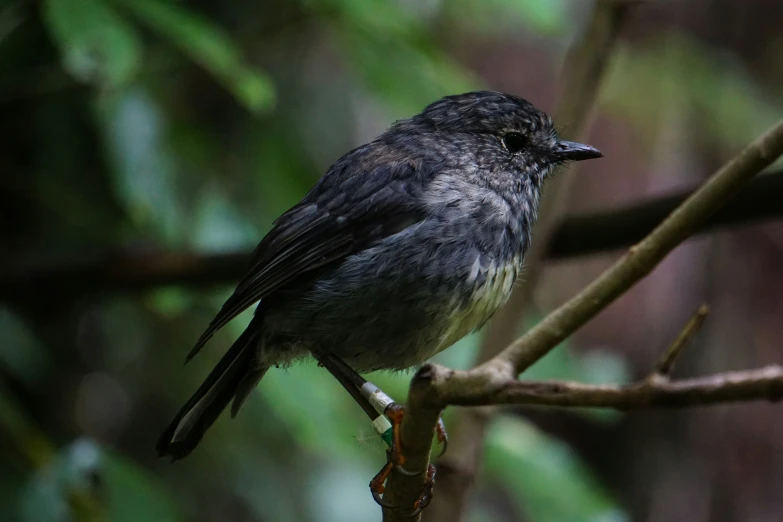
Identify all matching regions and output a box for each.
[501,132,528,154]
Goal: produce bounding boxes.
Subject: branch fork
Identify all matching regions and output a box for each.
[380,117,783,521]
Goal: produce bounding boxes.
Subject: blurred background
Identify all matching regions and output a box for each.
[1,0,782,521]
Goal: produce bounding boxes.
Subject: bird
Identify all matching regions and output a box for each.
[156,90,602,462]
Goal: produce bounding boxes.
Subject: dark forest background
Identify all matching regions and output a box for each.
[1,1,782,521]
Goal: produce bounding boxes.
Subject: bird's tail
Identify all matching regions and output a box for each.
[156,318,267,460]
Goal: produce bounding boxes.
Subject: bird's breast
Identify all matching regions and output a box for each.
[435,253,523,352]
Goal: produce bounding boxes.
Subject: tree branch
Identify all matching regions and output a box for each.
[439,366,783,409]
[655,304,709,376]
[383,117,783,519]
[428,306,782,409]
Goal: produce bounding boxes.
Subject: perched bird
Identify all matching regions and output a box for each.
[156,91,602,461]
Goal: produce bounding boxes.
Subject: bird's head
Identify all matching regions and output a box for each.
[398,91,602,185]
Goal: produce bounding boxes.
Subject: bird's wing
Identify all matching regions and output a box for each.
[185,157,427,361]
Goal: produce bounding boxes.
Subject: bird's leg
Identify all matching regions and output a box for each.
[312,350,378,420]
[312,350,446,513]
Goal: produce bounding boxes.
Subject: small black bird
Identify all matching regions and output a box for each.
[157,91,601,460]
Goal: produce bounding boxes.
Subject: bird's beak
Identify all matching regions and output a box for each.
[554,140,603,162]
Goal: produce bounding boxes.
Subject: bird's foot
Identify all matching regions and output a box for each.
[369,403,446,516]
[369,404,410,509]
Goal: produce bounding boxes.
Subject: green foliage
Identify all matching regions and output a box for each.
[43,0,274,111]
[95,87,186,243]
[19,439,103,522]
[112,0,275,114]
[444,0,569,36]
[342,29,478,115]
[42,0,143,87]
[192,185,260,253]
[18,439,182,522]
[102,451,183,522]
[303,0,480,114]
[603,32,783,166]
[484,416,627,522]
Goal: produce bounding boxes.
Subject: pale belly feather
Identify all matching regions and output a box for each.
[425,254,522,359]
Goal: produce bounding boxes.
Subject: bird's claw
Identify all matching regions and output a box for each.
[372,489,396,509]
[435,417,448,458]
[402,464,436,518]
[371,485,397,509]
[370,458,397,509]
[369,403,443,515]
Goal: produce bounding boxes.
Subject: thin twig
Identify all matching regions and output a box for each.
[655,305,709,376]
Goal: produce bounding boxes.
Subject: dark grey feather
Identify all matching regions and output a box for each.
[158,90,602,459]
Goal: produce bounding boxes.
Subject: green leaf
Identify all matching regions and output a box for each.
[483,416,628,522]
[305,0,479,115]
[94,87,186,244]
[42,0,142,86]
[111,0,274,113]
